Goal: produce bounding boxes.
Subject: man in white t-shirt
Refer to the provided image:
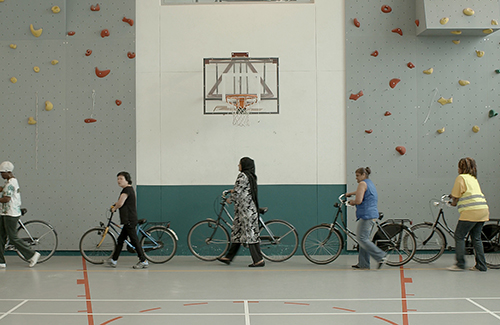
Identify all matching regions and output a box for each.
[0,161,40,268]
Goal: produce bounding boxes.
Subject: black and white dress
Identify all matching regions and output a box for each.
[230,172,259,244]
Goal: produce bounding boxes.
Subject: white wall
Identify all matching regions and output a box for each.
[136,0,345,186]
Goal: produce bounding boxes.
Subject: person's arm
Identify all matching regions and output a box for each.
[450,196,459,207]
[228,173,245,204]
[0,196,10,203]
[111,193,128,212]
[450,176,465,207]
[348,181,367,205]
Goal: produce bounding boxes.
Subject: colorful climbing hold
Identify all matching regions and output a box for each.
[440,17,449,25]
[458,80,470,86]
[415,20,420,27]
[45,101,53,111]
[476,50,485,57]
[451,31,462,35]
[349,91,364,101]
[84,118,97,123]
[437,127,445,134]
[483,29,494,34]
[371,50,379,57]
[472,125,480,133]
[127,52,136,59]
[389,78,401,89]
[365,129,373,134]
[353,18,360,28]
[384,111,392,116]
[392,28,403,36]
[85,49,92,56]
[122,17,134,26]
[28,117,37,125]
[489,110,498,118]
[91,4,100,11]
[68,31,76,36]
[101,29,110,38]
[9,44,16,49]
[492,20,499,25]
[95,67,111,78]
[381,5,392,13]
[395,146,406,155]
[10,77,17,83]
[438,97,453,105]
[115,100,122,106]
[423,68,433,75]
[30,24,42,37]
[463,8,475,16]
[51,60,59,65]
[452,40,460,44]
[33,66,40,73]
[407,62,415,69]
[51,6,60,13]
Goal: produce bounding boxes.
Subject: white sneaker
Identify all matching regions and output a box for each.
[447,265,464,271]
[0,263,6,268]
[107,258,117,268]
[133,260,149,269]
[29,252,41,268]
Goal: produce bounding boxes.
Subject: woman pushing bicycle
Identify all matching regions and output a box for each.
[448,157,489,272]
[345,167,387,270]
[217,157,265,267]
[107,171,148,269]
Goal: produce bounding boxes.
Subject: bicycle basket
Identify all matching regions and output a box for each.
[372,224,403,251]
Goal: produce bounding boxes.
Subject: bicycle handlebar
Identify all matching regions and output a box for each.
[338,194,354,207]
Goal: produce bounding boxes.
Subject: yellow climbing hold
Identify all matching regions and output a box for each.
[451,31,462,35]
[452,40,460,44]
[440,17,449,25]
[45,101,53,111]
[472,125,480,133]
[51,60,59,65]
[51,6,60,13]
[458,80,470,86]
[30,24,43,37]
[28,117,37,125]
[438,97,453,105]
[483,29,494,34]
[33,66,40,73]
[492,19,499,25]
[423,68,433,75]
[9,44,17,49]
[437,127,445,134]
[463,8,475,16]
[10,77,17,84]
[476,50,485,57]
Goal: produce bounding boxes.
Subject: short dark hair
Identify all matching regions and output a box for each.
[117,171,132,185]
[458,157,477,178]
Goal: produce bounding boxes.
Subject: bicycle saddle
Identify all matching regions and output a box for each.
[259,207,268,215]
[138,219,147,225]
[21,208,27,216]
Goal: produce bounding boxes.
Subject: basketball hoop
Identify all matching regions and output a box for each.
[226,94,258,127]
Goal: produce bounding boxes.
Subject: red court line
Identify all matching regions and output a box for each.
[184,302,208,306]
[284,302,310,306]
[374,315,399,325]
[80,257,94,325]
[333,307,356,312]
[399,261,412,325]
[101,316,123,325]
[140,307,161,313]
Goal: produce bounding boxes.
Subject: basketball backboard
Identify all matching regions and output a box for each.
[203,53,279,114]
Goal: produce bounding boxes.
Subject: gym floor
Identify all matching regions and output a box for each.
[0,254,499,325]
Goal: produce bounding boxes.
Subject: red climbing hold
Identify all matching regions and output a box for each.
[85,49,92,56]
[122,17,134,26]
[384,111,392,116]
[95,67,110,78]
[101,29,110,38]
[392,28,403,36]
[365,129,373,134]
[68,31,76,36]
[349,91,364,101]
[415,20,420,27]
[407,62,415,69]
[84,118,97,123]
[127,52,136,59]
[115,100,122,106]
[91,4,100,11]
[353,18,360,28]
[381,5,392,13]
[389,78,401,89]
[396,146,406,155]
[371,50,379,57]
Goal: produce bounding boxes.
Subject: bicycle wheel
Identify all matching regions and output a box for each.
[482,224,500,269]
[410,223,446,263]
[16,220,58,263]
[301,225,343,265]
[373,224,416,266]
[141,226,177,264]
[79,227,117,264]
[188,219,230,261]
[260,219,299,262]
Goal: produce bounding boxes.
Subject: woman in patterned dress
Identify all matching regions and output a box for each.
[217,157,265,267]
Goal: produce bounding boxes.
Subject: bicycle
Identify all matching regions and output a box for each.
[411,194,500,268]
[5,208,58,263]
[187,190,299,262]
[79,208,178,264]
[301,194,416,266]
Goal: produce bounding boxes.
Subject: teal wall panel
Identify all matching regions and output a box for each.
[137,184,346,255]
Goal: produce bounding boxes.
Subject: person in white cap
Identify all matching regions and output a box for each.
[0,161,40,268]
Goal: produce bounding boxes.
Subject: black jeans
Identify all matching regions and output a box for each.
[112,222,146,262]
[224,242,263,264]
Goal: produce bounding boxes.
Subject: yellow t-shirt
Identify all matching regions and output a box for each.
[451,175,489,222]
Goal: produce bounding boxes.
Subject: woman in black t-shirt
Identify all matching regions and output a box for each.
[107,171,148,269]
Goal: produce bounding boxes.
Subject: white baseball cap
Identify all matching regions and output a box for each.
[0,161,14,172]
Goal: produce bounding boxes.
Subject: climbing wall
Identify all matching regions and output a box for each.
[0,0,135,250]
[346,1,500,231]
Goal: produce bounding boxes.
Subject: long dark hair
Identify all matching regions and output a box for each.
[240,157,259,209]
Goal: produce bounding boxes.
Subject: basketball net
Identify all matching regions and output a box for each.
[226,94,258,127]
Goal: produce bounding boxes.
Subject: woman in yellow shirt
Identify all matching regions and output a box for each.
[448,157,489,272]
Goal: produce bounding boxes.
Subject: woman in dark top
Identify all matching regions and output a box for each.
[107,171,148,269]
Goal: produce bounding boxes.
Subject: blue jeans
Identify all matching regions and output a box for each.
[454,220,487,271]
[357,218,386,268]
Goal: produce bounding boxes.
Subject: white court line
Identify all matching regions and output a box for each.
[466,298,500,320]
[0,300,28,320]
[244,300,251,325]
